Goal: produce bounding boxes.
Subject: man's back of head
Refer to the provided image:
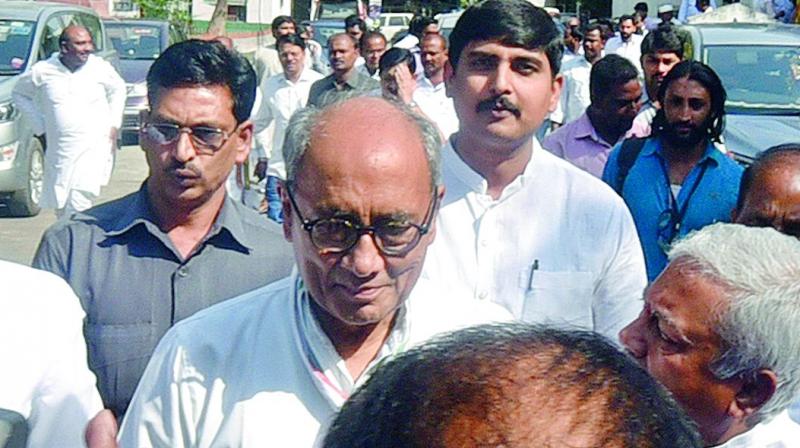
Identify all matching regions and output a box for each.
[736,143,800,238]
[324,323,702,448]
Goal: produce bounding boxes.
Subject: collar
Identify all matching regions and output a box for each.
[641,138,723,167]
[419,76,445,91]
[282,68,319,85]
[102,182,254,251]
[445,134,542,199]
[571,112,614,146]
[292,273,410,408]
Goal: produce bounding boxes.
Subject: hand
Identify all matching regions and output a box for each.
[254,159,268,181]
[393,64,417,105]
[85,409,119,448]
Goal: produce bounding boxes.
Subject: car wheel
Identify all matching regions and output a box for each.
[7,138,44,217]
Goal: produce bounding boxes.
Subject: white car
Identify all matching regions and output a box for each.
[377,13,412,42]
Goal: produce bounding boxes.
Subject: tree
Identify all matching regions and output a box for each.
[207,0,228,36]
[135,0,191,35]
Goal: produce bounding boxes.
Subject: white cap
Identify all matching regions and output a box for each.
[658,4,675,13]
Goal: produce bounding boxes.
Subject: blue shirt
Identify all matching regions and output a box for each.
[602,138,743,280]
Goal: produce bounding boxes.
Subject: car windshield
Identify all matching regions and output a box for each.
[106,23,162,60]
[311,24,343,49]
[0,20,35,75]
[705,45,800,113]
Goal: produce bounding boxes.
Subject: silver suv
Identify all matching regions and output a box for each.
[0,1,119,216]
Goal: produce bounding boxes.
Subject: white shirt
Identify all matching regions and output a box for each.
[253,68,324,179]
[12,54,125,209]
[605,34,644,74]
[422,138,647,341]
[412,77,459,138]
[558,56,594,126]
[118,274,510,447]
[0,260,103,447]
[718,410,800,448]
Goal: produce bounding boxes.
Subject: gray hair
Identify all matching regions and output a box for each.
[668,223,800,424]
[282,97,442,188]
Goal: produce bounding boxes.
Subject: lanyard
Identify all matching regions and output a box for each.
[658,156,709,237]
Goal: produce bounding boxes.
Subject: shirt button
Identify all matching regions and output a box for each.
[177,267,188,277]
[478,291,488,300]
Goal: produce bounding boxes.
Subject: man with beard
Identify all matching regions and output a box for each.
[605,15,644,74]
[543,55,641,178]
[423,0,646,341]
[307,33,379,107]
[33,40,293,419]
[603,61,742,281]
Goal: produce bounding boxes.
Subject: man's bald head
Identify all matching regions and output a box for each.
[59,25,94,71]
[283,97,442,188]
[735,144,800,238]
[324,324,702,448]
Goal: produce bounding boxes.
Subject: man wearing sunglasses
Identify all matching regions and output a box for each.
[116,97,509,446]
[33,40,293,421]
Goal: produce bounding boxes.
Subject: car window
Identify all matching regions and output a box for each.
[705,45,800,111]
[0,20,35,74]
[106,24,162,60]
[389,17,404,26]
[39,14,68,60]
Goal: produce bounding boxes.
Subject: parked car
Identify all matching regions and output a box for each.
[104,19,186,145]
[684,23,800,164]
[436,11,462,40]
[0,0,118,216]
[304,19,345,51]
[377,13,412,42]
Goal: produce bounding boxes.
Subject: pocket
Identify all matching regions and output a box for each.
[519,270,595,330]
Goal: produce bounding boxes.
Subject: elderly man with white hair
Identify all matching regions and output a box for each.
[621,223,800,447]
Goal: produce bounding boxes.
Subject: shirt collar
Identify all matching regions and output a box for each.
[445,134,543,198]
[642,137,723,167]
[571,112,613,146]
[103,182,254,251]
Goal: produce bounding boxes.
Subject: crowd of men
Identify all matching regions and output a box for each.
[3,0,800,447]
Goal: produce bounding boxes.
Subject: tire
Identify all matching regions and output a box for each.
[7,138,44,217]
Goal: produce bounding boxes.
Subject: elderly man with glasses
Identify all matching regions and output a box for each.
[32,40,293,421]
[115,97,510,446]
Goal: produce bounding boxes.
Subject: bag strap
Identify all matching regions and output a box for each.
[614,137,647,194]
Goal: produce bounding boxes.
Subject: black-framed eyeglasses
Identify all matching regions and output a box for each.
[285,183,439,257]
[141,122,233,154]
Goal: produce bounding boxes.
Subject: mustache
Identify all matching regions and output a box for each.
[166,161,201,176]
[476,95,521,117]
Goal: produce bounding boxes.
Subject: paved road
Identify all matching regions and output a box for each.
[0,145,148,266]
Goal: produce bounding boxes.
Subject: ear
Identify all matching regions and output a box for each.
[427,184,446,242]
[729,369,777,420]
[548,74,564,114]
[278,181,293,242]
[444,60,455,98]
[233,119,253,164]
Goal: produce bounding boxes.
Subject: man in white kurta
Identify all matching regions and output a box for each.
[118,97,510,447]
[412,34,458,138]
[12,25,125,216]
[253,34,323,223]
[423,0,646,342]
[0,260,103,447]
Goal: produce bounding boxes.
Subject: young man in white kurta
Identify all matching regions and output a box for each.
[12,26,125,216]
[423,0,646,342]
[0,260,103,447]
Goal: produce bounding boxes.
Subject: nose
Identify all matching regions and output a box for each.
[343,233,385,278]
[489,62,512,96]
[619,312,648,362]
[172,131,197,163]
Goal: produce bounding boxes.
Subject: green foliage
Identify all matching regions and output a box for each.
[134,0,192,35]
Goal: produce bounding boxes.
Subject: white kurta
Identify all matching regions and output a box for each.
[0,260,103,448]
[605,34,644,75]
[422,138,647,342]
[413,77,459,138]
[558,57,593,126]
[118,274,510,447]
[253,68,324,180]
[12,54,125,209]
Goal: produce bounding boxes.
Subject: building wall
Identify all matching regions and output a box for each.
[191,0,288,23]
